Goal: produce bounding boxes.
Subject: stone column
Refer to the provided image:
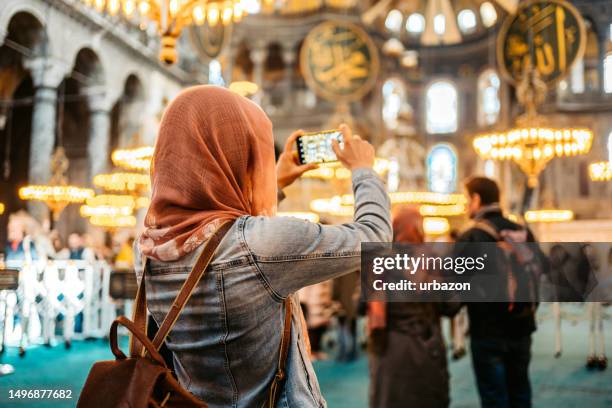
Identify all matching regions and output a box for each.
[25,58,67,185]
[86,88,112,180]
[281,41,296,111]
[24,58,68,221]
[250,44,268,106]
[223,45,238,85]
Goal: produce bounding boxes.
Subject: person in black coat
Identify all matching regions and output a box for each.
[458,176,540,408]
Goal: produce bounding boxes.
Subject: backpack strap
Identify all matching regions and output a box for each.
[130,220,234,356]
[469,220,501,241]
[131,219,293,406]
[267,297,293,407]
[152,220,234,350]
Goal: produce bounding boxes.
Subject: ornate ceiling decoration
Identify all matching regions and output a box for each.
[364,0,519,47]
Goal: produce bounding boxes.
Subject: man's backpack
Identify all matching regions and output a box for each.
[77,220,292,407]
[472,220,542,316]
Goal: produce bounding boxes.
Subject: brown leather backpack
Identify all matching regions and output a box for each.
[78,221,292,407]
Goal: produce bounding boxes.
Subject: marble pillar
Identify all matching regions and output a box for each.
[25,58,68,185]
[251,44,268,106]
[86,89,111,180]
[24,58,68,221]
[281,41,296,111]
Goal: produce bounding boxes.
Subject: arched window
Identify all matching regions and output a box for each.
[604,54,612,93]
[427,144,457,193]
[382,78,406,131]
[208,59,225,86]
[570,57,585,93]
[385,9,403,33]
[426,80,458,134]
[477,70,501,127]
[406,13,425,34]
[457,9,477,34]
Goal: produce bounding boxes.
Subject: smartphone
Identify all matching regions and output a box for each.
[296,130,344,165]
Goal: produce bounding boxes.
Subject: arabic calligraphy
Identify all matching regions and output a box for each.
[301,21,379,102]
[498,0,585,84]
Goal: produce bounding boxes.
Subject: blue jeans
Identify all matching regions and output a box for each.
[470,336,532,408]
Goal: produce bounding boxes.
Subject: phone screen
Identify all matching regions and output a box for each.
[296,130,343,165]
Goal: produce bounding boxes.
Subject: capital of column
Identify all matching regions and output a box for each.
[250,44,268,66]
[280,41,298,65]
[24,57,69,90]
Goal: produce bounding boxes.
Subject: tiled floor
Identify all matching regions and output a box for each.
[0,304,610,407]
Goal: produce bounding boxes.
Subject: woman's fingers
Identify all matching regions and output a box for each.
[297,163,319,173]
[339,123,352,143]
[331,139,345,161]
[284,129,304,153]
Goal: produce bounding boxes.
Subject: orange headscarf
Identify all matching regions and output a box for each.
[140,86,277,261]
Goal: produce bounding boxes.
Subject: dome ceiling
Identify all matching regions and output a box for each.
[365,0,519,47]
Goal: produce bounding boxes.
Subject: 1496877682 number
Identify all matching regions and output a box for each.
[8,389,73,399]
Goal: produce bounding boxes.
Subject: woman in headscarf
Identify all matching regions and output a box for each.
[135,86,391,407]
[368,206,458,408]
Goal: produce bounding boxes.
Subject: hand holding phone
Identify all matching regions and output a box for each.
[296,130,344,165]
[331,124,375,171]
[276,129,319,190]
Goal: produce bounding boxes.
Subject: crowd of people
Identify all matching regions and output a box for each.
[2,210,134,267]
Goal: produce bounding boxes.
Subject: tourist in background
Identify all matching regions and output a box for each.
[368,206,459,408]
[458,176,542,408]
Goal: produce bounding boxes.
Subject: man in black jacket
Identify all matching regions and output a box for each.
[458,176,537,408]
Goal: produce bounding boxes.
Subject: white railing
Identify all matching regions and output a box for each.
[0,260,121,350]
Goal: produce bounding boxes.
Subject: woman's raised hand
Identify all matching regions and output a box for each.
[332,124,375,171]
[276,129,318,190]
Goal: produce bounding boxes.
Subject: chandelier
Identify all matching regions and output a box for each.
[423,217,450,235]
[89,214,137,228]
[80,0,247,64]
[473,68,593,188]
[310,191,466,217]
[93,172,150,193]
[524,209,574,223]
[589,161,612,182]
[84,144,153,228]
[19,148,95,221]
[111,146,154,172]
[0,202,4,215]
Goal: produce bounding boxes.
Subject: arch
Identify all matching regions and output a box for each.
[426,80,458,134]
[72,47,105,87]
[0,5,47,43]
[427,143,457,194]
[110,73,146,151]
[477,68,501,127]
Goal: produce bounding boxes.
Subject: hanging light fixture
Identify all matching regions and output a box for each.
[80,0,247,64]
[93,171,150,193]
[0,202,4,215]
[474,66,593,187]
[524,209,574,223]
[19,147,95,221]
[111,145,154,172]
[310,191,466,217]
[589,161,612,182]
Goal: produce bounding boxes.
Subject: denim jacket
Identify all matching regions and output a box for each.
[135,168,392,407]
